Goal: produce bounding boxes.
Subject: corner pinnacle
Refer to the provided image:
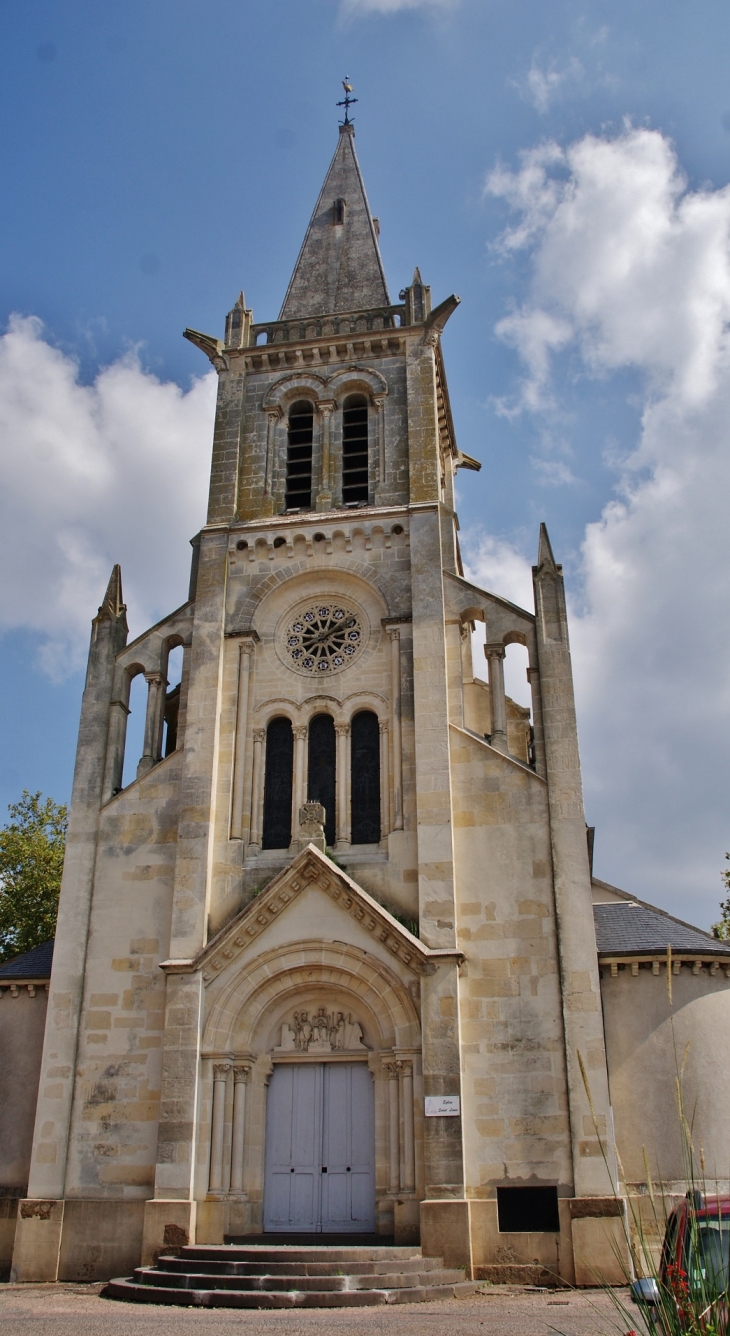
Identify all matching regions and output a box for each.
[97,564,126,620]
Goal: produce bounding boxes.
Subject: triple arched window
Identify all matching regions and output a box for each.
[284,396,370,512]
[261,710,380,850]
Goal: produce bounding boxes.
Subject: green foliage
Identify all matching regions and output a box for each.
[711,854,730,940]
[0,791,67,963]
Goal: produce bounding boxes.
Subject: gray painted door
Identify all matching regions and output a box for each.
[263,1062,375,1233]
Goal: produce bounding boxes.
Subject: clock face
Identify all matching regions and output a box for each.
[280,600,366,676]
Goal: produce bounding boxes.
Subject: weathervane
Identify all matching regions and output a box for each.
[337,77,358,126]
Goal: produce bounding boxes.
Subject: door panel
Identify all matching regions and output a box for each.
[321,1063,376,1232]
[264,1061,375,1233]
[263,1064,322,1231]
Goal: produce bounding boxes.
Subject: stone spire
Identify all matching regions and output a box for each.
[279,124,389,320]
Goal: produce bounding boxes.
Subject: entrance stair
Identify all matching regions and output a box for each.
[105,1243,481,1307]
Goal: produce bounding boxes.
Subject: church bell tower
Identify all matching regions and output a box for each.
[12,117,620,1287]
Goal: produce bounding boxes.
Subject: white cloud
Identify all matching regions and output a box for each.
[476,126,730,927]
[514,57,585,115]
[0,316,216,678]
[340,0,455,15]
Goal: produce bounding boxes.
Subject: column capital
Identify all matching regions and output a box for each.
[292,724,308,741]
[317,398,335,417]
[266,406,282,422]
[386,626,401,643]
[334,722,350,737]
[144,670,166,686]
[382,1059,399,1079]
[484,642,506,660]
[233,1063,252,1084]
[379,720,388,735]
[212,1062,231,1080]
[396,1058,413,1076]
[526,665,540,682]
[239,637,257,657]
[252,728,266,744]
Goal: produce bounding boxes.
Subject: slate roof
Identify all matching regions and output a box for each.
[593,902,730,958]
[279,124,390,320]
[0,938,54,979]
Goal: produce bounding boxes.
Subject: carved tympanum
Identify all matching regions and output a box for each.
[276,1006,367,1053]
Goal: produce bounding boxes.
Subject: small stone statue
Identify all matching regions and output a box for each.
[298,801,326,853]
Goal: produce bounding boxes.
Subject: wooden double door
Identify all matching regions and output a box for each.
[263,1062,375,1233]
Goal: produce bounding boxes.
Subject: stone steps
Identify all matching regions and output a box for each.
[105,1243,482,1309]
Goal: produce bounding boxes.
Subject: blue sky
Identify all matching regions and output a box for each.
[1,0,729,926]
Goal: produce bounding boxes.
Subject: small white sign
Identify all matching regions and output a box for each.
[425,1095,460,1117]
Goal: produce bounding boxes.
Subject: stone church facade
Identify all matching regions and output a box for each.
[5,124,730,1286]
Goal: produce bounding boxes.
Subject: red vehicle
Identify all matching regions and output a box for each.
[632,1193,730,1333]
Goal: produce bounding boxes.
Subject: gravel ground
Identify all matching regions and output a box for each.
[0,1284,647,1336]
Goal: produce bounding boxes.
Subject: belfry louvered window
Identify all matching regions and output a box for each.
[262,717,293,849]
[342,395,369,504]
[350,710,380,844]
[285,401,314,510]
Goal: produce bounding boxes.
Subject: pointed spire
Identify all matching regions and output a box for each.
[96,564,125,621]
[536,522,558,573]
[224,290,252,350]
[279,125,390,320]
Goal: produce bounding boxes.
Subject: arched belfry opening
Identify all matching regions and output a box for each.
[308,714,336,846]
[341,394,369,504]
[285,401,314,511]
[262,717,294,849]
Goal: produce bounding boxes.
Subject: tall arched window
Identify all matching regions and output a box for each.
[308,714,336,847]
[350,710,380,844]
[286,400,314,510]
[342,395,369,504]
[262,717,294,849]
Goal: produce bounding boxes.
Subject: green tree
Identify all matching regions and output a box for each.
[0,791,67,963]
[711,852,730,940]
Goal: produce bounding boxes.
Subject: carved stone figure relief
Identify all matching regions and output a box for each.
[275,1006,367,1053]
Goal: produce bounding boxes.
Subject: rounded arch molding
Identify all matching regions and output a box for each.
[243,560,392,638]
[202,941,421,1057]
[261,365,388,413]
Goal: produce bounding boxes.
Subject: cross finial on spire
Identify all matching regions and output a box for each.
[337,77,358,126]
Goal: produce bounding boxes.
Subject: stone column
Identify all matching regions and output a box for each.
[209,1063,231,1193]
[263,410,280,515]
[137,671,166,778]
[379,720,390,837]
[374,395,386,487]
[484,644,508,754]
[316,400,334,509]
[385,1061,400,1194]
[102,696,130,802]
[399,1060,415,1191]
[249,729,265,847]
[230,639,255,839]
[526,665,546,778]
[291,725,308,842]
[230,1064,251,1193]
[387,628,403,830]
[335,723,349,848]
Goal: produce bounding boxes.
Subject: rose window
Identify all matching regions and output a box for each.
[283,604,364,675]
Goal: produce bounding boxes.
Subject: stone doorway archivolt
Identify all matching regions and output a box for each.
[200,937,423,1231]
